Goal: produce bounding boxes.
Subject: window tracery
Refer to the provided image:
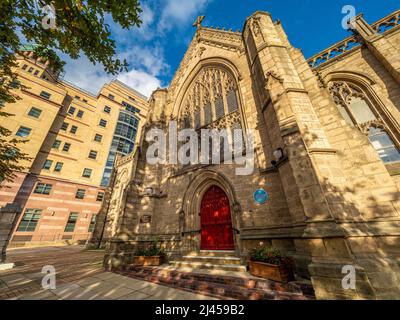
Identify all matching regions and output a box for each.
[180,66,240,130]
[329,81,400,164]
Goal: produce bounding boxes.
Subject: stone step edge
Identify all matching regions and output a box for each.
[115,271,231,300]
[129,266,314,296]
[170,261,246,269]
[117,270,311,300]
[182,255,241,260]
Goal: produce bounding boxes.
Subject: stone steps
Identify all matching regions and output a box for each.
[169,260,247,272]
[170,250,245,271]
[187,250,237,257]
[180,255,242,265]
[117,266,315,300]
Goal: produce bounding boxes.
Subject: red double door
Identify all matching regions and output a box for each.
[200,186,234,250]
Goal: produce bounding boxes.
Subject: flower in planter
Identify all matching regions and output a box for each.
[134,238,165,257]
[249,246,293,267]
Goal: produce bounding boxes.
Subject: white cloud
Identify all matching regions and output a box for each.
[158,0,212,32]
[109,3,156,42]
[59,0,215,97]
[61,55,114,95]
[117,69,161,97]
[119,45,169,76]
[61,44,168,97]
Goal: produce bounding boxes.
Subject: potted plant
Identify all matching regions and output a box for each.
[132,238,165,266]
[248,246,295,282]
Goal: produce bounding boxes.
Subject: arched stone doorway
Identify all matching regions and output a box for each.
[200,185,234,250]
[180,170,241,255]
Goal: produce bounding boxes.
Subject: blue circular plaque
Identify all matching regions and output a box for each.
[253,189,269,204]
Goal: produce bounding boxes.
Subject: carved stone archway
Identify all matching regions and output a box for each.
[179,170,242,255]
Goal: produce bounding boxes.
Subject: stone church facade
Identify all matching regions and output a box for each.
[89,10,400,299]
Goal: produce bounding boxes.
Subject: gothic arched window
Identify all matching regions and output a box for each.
[180,66,242,131]
[329,81,400,164]
[368,127,400,163]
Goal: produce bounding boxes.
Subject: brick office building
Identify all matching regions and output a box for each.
[0,49,149,248]
[91,10,400,300]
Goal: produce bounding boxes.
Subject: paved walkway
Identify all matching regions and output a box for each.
[0,246,215,300]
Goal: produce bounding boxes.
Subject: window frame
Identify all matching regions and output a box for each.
[17,209,42,232]
[64,212,79,233]
[82,168,92,178]
[27,107,42,119]
[75,189,86,199]
[54,162,63,172]
[42,159,53,170]
[34,183,52,195]
[15,126,32,137]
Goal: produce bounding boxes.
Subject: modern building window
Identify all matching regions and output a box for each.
[70,125,78,134]
[77,110,84,118]
[75,189,86,199]
[68,106,76,115]
[108,94,115,100]
[101,112,140,187]
[82,168,92,178]
[17,209,42,232]
[28,107,42,119]
[88,214,97,232]
[96,192,105,202]
[88,150,98,160]
[54,162,63,172]
[40,91,51,99]
[62,142,71,152]
[94,134,103,142]
[122,101,140,114]
[52,140,61,149]
[104,106,111,113]
[16,126,32,137]
[61,122,69,131]
[34,183,52,195]
[64,213,78,232]
[99,119,107,128]
[43,160,53,170]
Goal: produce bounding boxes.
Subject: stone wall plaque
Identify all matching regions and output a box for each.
[140,215,152,224]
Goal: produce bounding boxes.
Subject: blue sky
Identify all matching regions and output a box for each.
[61,1,399,97]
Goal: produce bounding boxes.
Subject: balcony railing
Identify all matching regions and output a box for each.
[307,10,400,69]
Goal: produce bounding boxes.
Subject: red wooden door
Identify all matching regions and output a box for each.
[200,186,234,250]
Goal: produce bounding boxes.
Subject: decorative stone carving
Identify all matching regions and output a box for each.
[180,66,241,129]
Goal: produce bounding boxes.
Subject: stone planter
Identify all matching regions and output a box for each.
[249,260,294,282]
[132,256,163,266]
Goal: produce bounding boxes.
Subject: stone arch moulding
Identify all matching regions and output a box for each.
[324,70,400,134]
[171,57,243,118]
[180,169,242,254]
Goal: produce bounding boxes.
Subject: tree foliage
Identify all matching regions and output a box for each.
[0,0,142,183]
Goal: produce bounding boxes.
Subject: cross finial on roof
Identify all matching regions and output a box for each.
[193,15,205,29]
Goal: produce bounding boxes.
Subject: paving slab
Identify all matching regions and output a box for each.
[118,291,152,300]
[17,289,57,300]
[0,274,35,288]
[1,246,225,300]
